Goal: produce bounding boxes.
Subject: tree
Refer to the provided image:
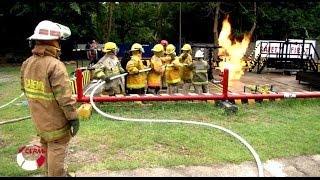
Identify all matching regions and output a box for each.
[213,2,221,63]
[105,2,115,42]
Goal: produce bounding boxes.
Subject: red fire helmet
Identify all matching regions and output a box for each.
[160,40,168,46]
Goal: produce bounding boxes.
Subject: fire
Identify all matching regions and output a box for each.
[217,16,251,82]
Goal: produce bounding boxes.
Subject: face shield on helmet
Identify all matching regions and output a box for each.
[130,43,145,53]
[103,42,118,53]
[27,20,71,41]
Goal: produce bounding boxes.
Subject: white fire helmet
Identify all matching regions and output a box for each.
[195,49,204,58]
[27,20,71,40]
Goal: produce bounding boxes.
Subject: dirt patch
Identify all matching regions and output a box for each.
[28,136,42,146]
[66,150,100,164]
[111,149,133,161]
[0,138,6,149]
[177,146,192,157]
[66,136,103,164]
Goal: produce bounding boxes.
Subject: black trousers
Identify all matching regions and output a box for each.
[127,87,145,95]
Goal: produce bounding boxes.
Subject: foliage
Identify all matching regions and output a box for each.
[1,1,320,45]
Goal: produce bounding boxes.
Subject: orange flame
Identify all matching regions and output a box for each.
[217,16,251,83]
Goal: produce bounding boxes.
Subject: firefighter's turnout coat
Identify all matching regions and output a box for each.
[126,54,148,89]
[21,45,78,141]
[164,56,183,84]
[147,55,164,87]
[93,54,125,94]
[187,58,210,85]
[178,53,193,81]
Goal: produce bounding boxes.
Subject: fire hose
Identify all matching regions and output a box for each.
[0,92,31,125]
[84,68,152,95]
[0,92,25,109]
[88,73,264,177]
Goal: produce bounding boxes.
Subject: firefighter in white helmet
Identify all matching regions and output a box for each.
[187,49,210,94]
[20,20,78,177]
[179,44,193,94]
[126,43,148,95]
[92,42,125,96]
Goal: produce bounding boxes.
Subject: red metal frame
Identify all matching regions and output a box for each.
[75,68,320,103]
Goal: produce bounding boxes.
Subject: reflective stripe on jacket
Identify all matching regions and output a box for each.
[179,53,193,81]
[93,54,125,91]
[165,56,183,84]
[21,45,78,141]
[126,55,147,89]
[188,59,209,85]
[147,55,163,87]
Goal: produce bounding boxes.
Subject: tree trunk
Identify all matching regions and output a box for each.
[213,2,221,64]
[106,2,115,42]
[248,2,257,39]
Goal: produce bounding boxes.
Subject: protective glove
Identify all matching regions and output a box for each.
[182,53,188,60]
[170,53,176,60]
[101,75,111,83]
[70,119,80,137]
[142,60,148,66]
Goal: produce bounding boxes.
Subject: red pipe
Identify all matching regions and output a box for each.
[76,68,84,100]
[77,95,226,102]
[222,68,229,100]
[75,68,320,102]
[76,92,320,103]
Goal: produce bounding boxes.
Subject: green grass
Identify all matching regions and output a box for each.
[0,64,320,176]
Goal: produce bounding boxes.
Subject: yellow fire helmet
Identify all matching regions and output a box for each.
[130,43,145,53]
[165,44,176,55]
[103,42,118,53]
[181,44,191,51]
[151,44,164,52]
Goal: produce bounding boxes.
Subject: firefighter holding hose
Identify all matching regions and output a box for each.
[146,44,165,95]
[92,42,125,96]
[126,43,148,95]
[20,20,79,177]
[179,44,193,94]
[160,40,169,89]
[164,44,183,94]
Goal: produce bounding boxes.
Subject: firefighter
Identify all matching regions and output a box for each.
[187,49,210,94]
[126,43,148,95]
[164,44,183,94]
[179,44,193,94]
[21,20,79,177]
[120,50,131,95]
[160,39,169,89]
[92,42,125,96]
[160,39,169,54]
[146,44,165,95]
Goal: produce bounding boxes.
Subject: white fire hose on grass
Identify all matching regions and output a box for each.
[0,92,31,125]
[88,70,264,177]
[0,92,25,109]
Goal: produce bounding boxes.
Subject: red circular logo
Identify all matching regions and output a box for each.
[16,144,46,171]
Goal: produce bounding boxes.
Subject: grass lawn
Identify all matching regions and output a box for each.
[0,63,319,176]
